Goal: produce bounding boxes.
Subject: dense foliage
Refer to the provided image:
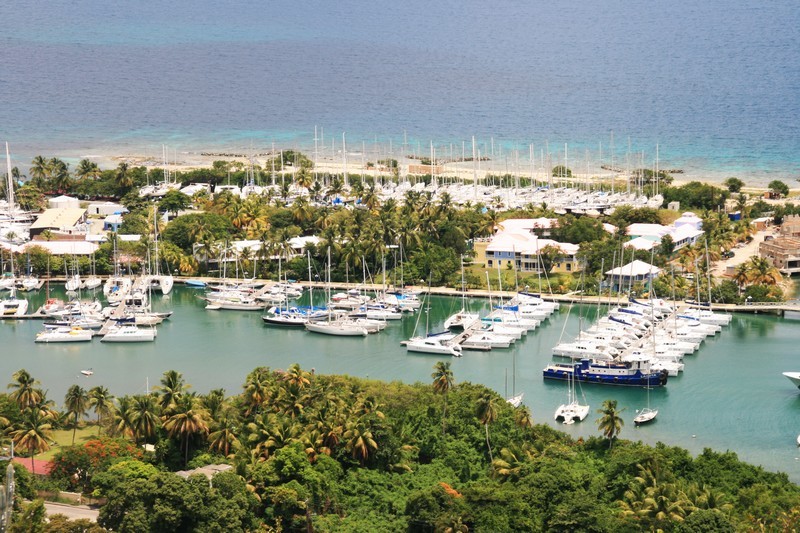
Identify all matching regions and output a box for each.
[2,367,799,532]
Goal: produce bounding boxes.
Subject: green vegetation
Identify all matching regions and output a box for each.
[0,367,798,531]
[4,152,790,303]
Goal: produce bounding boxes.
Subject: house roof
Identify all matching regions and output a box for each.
[30,208,86,231]
[487,231,579,256]
[626,223,671,238]
[13,457,53,476]
[497,218,557,233]
[23,241,99,255]
[605,260,661,277]
[176,463,233,480]
[624,237,657,251]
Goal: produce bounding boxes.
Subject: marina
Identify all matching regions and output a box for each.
[1,283,800,481]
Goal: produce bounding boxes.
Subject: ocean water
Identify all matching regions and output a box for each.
[2,1,799,184]
[3,286,800,482]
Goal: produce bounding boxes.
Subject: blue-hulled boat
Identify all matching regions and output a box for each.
[543,357,668,387]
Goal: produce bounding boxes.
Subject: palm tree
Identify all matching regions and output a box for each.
[75,159,102,180]
[733,263,750,291]
[343,419,378,465]
[158,370,187,413]
[129,394,161,445]
[431,362,454,435]
[8,369,43,411]
[208,414,240,457]
[513,405,533,429]
[116,162,132,189]
[476,392,499,463]
[88,386,115,434]
[242,367,271,417]
[49,158,72,193]
[596,399,625,448]
[11,409,53,473]
[64,385,89,445]
[111,396,136,440]
[746,256,782,286]
[163,393,209,466]
[29,155,51,189]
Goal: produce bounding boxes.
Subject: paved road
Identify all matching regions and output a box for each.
[42,501,98,522]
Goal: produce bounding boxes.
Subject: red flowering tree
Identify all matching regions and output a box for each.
[49,437,144,493]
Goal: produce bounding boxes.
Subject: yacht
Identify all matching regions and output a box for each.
[0,288,28,317]
[783,372,800,390]
[35,326,93,343]
[443,310,480,330]
[405,334,462,357]
[543,356,668,387]
[101,324,157,342]
[305,318,369,336]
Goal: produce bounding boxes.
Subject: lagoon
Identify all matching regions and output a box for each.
[2,285,800,481]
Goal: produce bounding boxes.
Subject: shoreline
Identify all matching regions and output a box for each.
[57,148,799,193]
[0,136,790,191]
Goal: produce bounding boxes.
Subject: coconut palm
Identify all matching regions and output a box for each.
[11,409,53,472]
[162,393,210,466]
[116,162,132,189]
[344,419,378,465]
[431,362,454,435]
[29,155,51,189]
[513,405,533,429]
[208,414,240,457]
[733,263,750,290]
[476,392,499,463]
[49,158,72,193]
[596,399,625,448]
[111,396,136,440]
[8,369,43,411]
[746,256,782,286]
[158,370,187,413]
[64,385,89,445]
[75,158,102,180]
[88,386,115,434]
[242,367,271,417]
[129,394,161,445]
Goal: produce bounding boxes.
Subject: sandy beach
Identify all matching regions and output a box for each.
[67,146,799,195]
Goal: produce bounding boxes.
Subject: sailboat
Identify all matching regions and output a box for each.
[147,206,174,295]
[83,253,102,290]
[404,280,462,357]
[64,256,83,292]
[0,249,29,317]
[304,248,369,336]
[444,255,479,330]
[553,359,589,424]
[506,350,524,407]
[634,264,659,426]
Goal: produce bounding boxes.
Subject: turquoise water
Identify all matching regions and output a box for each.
[2,1,799,183]
[3,286,800,481]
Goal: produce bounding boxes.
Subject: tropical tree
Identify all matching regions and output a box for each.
[431,362,454,435]
[158,370,186,413]
[129,394,161,445]
[343,419,378,465]
[746,256,782,286]
[88,386,116,434]
[8,369,43,411]
[29,155,51,189]
[64,384,89,444]
[10,408,53,472]
[75,158,102,180]
[208,414,240,457]
[162,393,209,466]
[476,392,499,462]
[596,399,625,448]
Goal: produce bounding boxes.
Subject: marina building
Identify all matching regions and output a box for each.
[759,237,800,275]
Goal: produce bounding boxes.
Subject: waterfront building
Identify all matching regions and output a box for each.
[604,259,661,292]
[28,208,88,239]
[625,216,704,252]
[759,237,800,275]
[477,229,581,274]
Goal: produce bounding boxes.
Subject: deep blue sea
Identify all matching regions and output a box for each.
[2,0,799,183]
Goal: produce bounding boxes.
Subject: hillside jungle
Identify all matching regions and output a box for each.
[3,364,800,532]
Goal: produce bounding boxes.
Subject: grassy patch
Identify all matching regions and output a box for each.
[39,426,100,461]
